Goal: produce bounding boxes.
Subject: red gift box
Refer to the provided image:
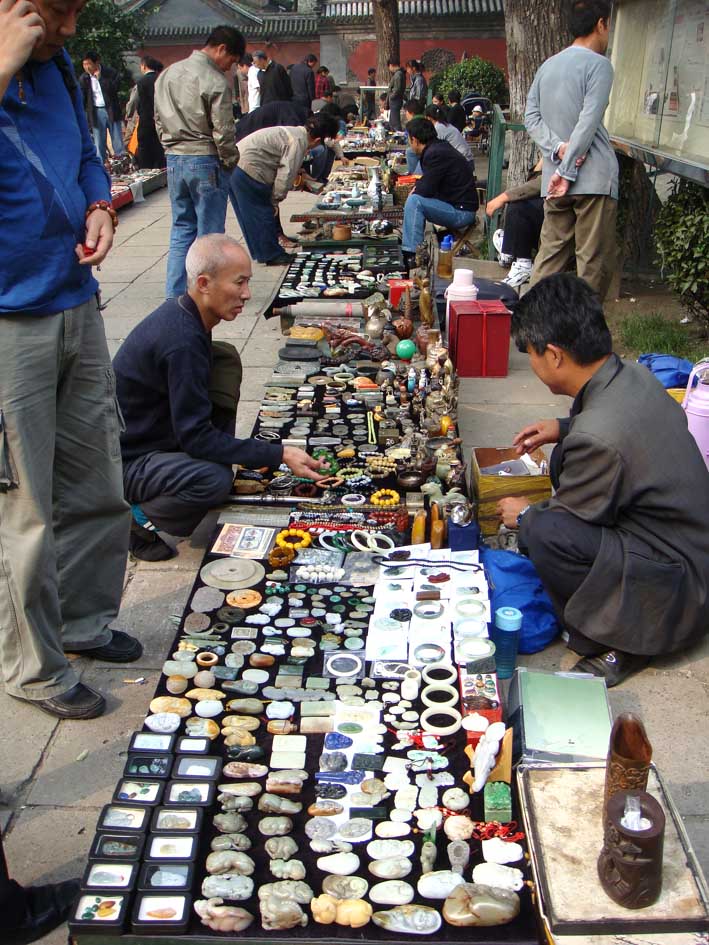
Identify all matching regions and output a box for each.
[449,299,512,377]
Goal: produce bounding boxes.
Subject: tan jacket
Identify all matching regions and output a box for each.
[236,125,309,204]
[154,51,237,168]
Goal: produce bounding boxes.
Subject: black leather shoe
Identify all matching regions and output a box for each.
[70,629,143,663]
[7,878,80,945]
[27,683,106,720]
[265,253,293,266]
[129,521,176,562]
[571,650,650,688]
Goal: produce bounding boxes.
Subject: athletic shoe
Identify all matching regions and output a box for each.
[502,259,532,288]
[492,228,512,267]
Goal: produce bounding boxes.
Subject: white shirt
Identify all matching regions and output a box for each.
[90,73,106,108]
[247,64,261,112]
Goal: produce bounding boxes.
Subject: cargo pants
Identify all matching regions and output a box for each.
[0,297,130,700]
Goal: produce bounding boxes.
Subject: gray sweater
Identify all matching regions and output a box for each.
[525,45,618,199]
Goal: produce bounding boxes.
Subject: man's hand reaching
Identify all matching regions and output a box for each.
[512,419,560,455]
[282,446,329,480]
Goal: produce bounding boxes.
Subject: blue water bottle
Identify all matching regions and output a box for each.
[491,606,522,679]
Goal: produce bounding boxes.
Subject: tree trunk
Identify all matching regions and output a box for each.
[372,0,399,84]
[503,0,571,187]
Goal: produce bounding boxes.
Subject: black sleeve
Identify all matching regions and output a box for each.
[306,69,315,102]
[414,148,445,199]
[165,346,283,469]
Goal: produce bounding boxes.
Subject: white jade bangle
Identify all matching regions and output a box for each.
[421,683,459,709]
[422,663,458,686]
[454,598,487,619]
[420,705,463,737]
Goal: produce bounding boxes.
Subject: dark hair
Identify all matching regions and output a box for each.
[205,26,246,57]
[404,98,425,116]
[305,53,318,65]
[240,53,253,66]
[306,113,340,141]
[569,0,611,37]
[511,274,612,364]
[141,56,163,72]
[83,51,99,63]
[368,67,376,75]
[387,58,400,66]
[406,116,437,146]
[447,89,461,103]
[379,92,388,101]
[425,104,448,124]
[317,66,329,74]
[406,59,421,71]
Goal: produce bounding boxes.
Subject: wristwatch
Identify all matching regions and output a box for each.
[516,505,531,528]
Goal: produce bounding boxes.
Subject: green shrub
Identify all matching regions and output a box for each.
[429,57,508,105]
[654,179,709,327]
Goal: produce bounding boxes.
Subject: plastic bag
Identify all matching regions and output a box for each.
[637,353,693,389]
[480,547,559,654]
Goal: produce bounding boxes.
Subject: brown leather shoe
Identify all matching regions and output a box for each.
[26,683,106,720]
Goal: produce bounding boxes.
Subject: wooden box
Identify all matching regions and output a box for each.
[471,446,552,537]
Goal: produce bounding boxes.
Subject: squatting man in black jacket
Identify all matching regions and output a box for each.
[401,117,478,270]
[113,234,327,561]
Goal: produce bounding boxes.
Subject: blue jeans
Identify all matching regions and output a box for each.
[402,194,476,252]
[229,167,281,263]
[304,144,336,183]
[405,147,421,175]
[166,154,229,297]
[91,108,125,162]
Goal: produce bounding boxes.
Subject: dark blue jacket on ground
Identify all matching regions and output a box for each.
[0,50,110,315]
[113,294,283,470]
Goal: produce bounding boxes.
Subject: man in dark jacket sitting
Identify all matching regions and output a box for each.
[497,274,709,686]
[401,116,478,267]
[289,53,317,110]
[114,234,325,561]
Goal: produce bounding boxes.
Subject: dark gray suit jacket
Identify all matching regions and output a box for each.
[521,354,709,654]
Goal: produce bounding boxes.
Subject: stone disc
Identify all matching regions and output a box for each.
[200,559,265,590]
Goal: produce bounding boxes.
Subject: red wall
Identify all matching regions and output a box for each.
[347,37,507,84]
[140,36,507,83]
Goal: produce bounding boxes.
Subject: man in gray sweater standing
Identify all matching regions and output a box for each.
[525,0,618,299]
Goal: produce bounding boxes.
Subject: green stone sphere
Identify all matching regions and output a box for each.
[396,339,417,360]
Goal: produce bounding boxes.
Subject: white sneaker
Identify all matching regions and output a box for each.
[502,259,532,288]
[492,229,512,266]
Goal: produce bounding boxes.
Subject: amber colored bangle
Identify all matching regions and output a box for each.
[86,199,119,229]
[196,651,218,667]
[269,545,295,567]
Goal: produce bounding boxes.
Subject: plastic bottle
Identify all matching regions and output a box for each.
[491,606,522,680]
[437,235,454,279]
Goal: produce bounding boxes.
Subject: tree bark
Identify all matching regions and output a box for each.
[372,0,399,84]
[503,0,571,187]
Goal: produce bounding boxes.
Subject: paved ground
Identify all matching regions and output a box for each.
[2,187,707,944]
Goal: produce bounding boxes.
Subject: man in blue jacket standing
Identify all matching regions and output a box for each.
[0,0,141,723]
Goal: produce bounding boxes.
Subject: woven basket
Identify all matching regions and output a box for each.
[394,182,415,206]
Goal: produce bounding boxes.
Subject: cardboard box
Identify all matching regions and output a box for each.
[471,446,552,537]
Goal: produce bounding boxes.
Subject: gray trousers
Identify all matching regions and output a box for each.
[0,298,130,700]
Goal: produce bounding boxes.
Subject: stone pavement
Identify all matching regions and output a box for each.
[2,188,706,945]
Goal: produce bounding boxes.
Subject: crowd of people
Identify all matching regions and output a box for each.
[2,0,709,940]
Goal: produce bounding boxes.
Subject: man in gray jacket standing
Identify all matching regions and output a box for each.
[497,275,709,688]
[525,0,618,299]
[155,26,244,297]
